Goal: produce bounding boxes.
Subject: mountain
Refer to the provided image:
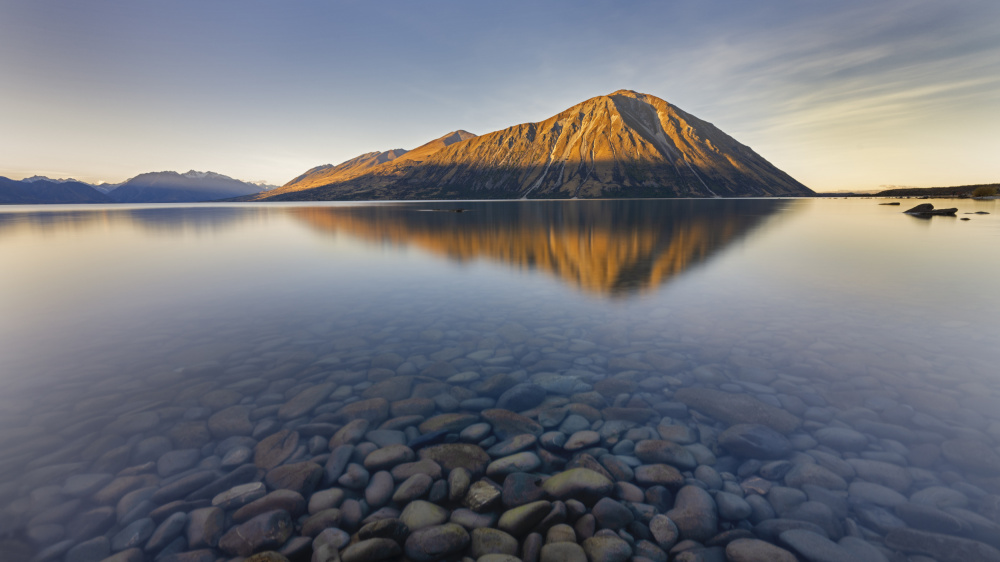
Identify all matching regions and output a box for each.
[255,90,811,201]
[0,176,114,204]
[108,170,267,203]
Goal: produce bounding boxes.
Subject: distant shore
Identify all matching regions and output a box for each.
[817,183,998,199]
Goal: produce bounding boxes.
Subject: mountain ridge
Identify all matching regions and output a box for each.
[253,90,810,201]
[107,170,269,203]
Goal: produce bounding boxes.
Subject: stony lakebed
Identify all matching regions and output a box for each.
[3,323,1000,562]
[1,199,999,562]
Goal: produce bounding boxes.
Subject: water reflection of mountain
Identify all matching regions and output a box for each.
[291,200,788,297]
[0,206,266,236]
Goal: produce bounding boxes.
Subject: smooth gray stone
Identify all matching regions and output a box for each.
[470,527,519,557]
[848,482,907,507]
[814,428,869,452]
[715,491,752,521]
[836,537,889,562]
[111,517,155,551]
[404,523,471,562]
[393,473,434,503]
[365,470,395,508]
[591,497,634,531]
[211,481,266,510]
[719,424,792,459]
[65,536,110,562]
[665,486,717,542]
[144,512,188,552]
[582,534,632,562]
[779,529,853,562]
[648,514,679,551]
[400,500,449,532]
[498,500,551,537]
[157,449,202,477]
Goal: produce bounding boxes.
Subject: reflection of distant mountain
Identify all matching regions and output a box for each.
[0,206,267,236]
[291,200,788,296]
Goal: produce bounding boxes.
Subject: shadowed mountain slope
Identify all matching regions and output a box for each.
[258,90,810,201]
[108,171,266,203]
[0,177,114,204]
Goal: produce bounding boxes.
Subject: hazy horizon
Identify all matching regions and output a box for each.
[2,0,998,192]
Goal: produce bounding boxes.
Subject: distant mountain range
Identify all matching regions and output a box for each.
[0,171,276,204]
[0,176,114,204]
[250,90,811,201]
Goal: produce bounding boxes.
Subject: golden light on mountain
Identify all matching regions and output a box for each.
[253,90,810,202]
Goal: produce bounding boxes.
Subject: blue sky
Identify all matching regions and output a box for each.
[1,0,998,191]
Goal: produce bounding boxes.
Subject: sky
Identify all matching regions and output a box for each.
[1,0,998,192]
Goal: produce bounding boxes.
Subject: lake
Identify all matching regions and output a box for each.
[1,198,999,562]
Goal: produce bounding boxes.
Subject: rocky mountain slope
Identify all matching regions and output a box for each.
[108,170,268,203]
[257,90,810,201]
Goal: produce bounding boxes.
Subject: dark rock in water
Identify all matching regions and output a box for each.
[751,519,829,542]
[332,398,390,425]
[634,440,697,469]
[218,510,293,557]
[903,203,958,216]
[778,529,853,562]
[496,383,546,411]
[541,541,588,562]
[208,406,253,438]
[245,553,292,562]
[186,506,225,549]
[582,534,632,562]
[357,518,410,545]
[941,439,1000,474]
[726,538,798,562]
[265,461,323,496]
[674,388,800,433]
[418,413,480,434]
[465,479,503,512]
[341,538,402,562]
[363,444,415,471]
[502,472,546,508]
[634,464,684,488]
[254,430,299,469]
[392,459,444,481]
[404,523,470,562]
[649,514,679,550]
[233,491,305,523]
[718,424,792,459]
[151,471,217,504]
[278,382,336,420]
[666,486,717,543]
[482,408,543,439]
[65,536,110,562]
[885,528,1000,562]
[470,527,519,557]
[419,443,491,475]
[541,468,613,505]
[188,463,258,501]
[894,502,965,534]
[110,517,155,551]
[407,429,450,450]
[498,500,552,536]
[592,497,634,531]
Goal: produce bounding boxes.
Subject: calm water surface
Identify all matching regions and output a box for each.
[1,199,998,561]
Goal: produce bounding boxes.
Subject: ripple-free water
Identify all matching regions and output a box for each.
[1,199,998,561]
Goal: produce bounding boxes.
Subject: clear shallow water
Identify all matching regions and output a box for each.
[1,198,999,562]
